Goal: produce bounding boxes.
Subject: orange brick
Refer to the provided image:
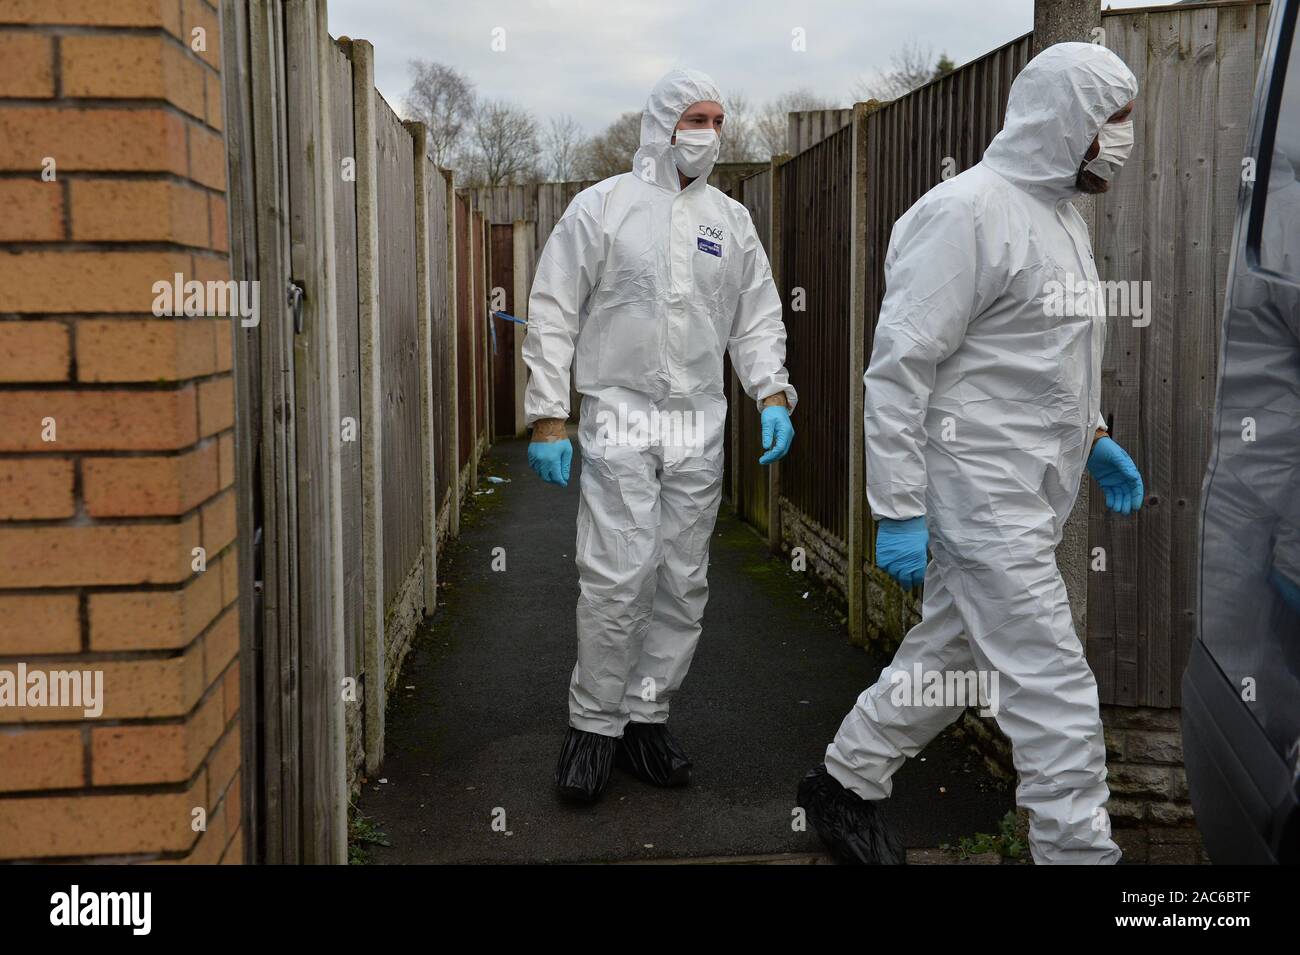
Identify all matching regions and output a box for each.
[221,828,243,863]
[222,659,239,721]
[70,179,209,246]
[0,457,74,518]
[182,0,222,70]
[0,728,84,792]
[0,32,54,97]
[89,565,221,651]
[0,387,197,452]
[62,35,205,119]
[188,121,226,190]
[222,767,241,836]
[217,431,235,490]
[0,776,205,860]
[200,487,236,555]
[205,68,223,131]
[77,318,219,382]
[214,316,233,370]
[0,648,210,725]
[219,548,238,607]
[202,605,238,681]
[83,441,219,517]
[91,688,224,785]
[0,594,80,655]
[198,375,234,436]
[0,516,199,588]
[0,320,69,381]
[208,193,228,252]
[205,718,239,806]
[0,250,193,313]
[166,808,224,863]
[0,179,62,241]
[192,253,230,284]
[0,107,188,174]
[0,1,182,35]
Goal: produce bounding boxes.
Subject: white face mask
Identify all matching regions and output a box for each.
[672,127,720,179]
[1083,119,1135,181]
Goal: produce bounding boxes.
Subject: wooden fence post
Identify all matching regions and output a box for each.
[444,170,461,537]
[767,153,789,556]
[406,121,439,616]
[847,102,870,646]
[283,0,347,864]
[349,39,386,773]
[512,219,531,436]
[245,0,299,863]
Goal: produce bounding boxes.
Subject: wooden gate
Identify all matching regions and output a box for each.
[490,224,517,438]
[223,0,347,863]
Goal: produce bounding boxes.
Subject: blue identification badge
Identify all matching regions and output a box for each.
[697,237,722,257]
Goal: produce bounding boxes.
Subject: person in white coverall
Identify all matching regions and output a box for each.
[523,69,797,802]
[799,42,1144,864]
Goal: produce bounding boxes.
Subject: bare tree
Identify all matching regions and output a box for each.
[579,111,641,181]
[403,59,475,166]
[457,99,541,187]
[851,42,952,102]
[754,88,837,158]
[543,114,587,181]
[718,92,761,162]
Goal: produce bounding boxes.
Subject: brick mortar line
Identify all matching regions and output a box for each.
[0,370,231,390]
[0,434,227,460]
[0,488,235,528]
[0,170,228,195]
[0,599,238,667]
[0,547,237,597]
[0,23,223,74]
[0,239,231,253]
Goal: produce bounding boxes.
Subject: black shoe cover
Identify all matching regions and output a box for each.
[798,763,906,864]
[616,722,692,787]
[555,727,617,803]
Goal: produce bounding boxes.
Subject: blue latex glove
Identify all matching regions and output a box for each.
[759,404,794,465]
[1087,436,1144,515]
[876,516,928,589]
[527,438,572,487]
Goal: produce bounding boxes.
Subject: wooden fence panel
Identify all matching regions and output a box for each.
[326,41,363,682]
[780,126,853,547]
[490,223,517,438]
[427,162,453,516]
[474,211,490,454]
[733,168,773,533]
[1089,1,1272,707]
[374,95,423,607]
[455,195,473,470]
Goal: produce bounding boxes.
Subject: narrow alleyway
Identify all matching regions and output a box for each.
[355,436,1014,864]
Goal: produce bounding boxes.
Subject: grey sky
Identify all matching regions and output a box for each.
[325,0,1176,134]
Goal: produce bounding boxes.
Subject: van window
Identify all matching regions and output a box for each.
[1259,20,1300,282]
[1200,11,1300,758]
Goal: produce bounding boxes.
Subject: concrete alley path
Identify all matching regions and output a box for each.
[355,436,1014,864]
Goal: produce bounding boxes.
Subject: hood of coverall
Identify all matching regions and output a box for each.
[982,42,1138,201]
[632,68,724,192]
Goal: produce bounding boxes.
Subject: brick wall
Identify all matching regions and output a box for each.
[0,0,241,863]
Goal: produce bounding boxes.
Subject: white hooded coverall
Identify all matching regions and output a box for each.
[523,69,797,738]
[824,43,1138,864]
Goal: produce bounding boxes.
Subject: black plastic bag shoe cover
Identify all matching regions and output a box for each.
[797,763,906,865]
[616,722,692,787]
[555,727,617,803]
